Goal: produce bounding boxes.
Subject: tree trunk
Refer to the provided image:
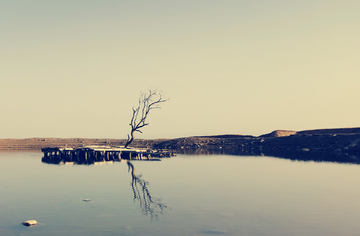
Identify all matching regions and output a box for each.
[124,130,135,148]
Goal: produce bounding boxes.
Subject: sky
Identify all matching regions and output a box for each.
[1,0,359,139]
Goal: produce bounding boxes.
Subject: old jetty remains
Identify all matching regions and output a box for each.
[41,146,174,165]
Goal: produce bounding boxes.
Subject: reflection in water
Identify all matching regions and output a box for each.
[127,161,167,220]
[178,148,360,165]
[40,152,168,221]
[4,152,360,235]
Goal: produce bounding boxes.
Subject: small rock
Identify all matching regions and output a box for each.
[22,220,37,227]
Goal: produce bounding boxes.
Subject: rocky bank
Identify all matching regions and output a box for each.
[153,128,360,164]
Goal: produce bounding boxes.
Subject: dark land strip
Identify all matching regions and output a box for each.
[1,128,360,164]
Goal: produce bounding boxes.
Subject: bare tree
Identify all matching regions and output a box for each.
[124,89,168,148]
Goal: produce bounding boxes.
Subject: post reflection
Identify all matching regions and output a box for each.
[127,161,167,220]
[40,150,169,221]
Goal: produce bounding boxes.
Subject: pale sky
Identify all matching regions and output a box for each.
[1,0,359,139]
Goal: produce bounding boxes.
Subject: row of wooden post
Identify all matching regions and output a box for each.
[42,148,151,164]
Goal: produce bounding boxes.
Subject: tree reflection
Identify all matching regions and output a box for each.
[127,161,167,220]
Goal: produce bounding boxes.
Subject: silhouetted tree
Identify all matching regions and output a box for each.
[124,90,168,148]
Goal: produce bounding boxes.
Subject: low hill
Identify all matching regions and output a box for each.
[260,130,297,137]
[296,127,360,136]
[259,128,360,138]
[196,134,254,138]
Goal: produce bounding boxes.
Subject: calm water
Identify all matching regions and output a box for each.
[1,151,360,236]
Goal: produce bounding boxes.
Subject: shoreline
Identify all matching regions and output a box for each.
[1,128,360,151]
[1,128,359,154]
[0,137,164,151]
[1,128,360,164]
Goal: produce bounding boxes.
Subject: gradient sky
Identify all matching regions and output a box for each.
[1,0,359,139]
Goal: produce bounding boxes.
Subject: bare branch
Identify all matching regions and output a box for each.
[124,89,168,148]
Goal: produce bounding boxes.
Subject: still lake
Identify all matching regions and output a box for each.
[1,151,360,236]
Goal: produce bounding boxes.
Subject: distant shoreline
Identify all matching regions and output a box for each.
[1,128,360,153]
[2,128,360,164]
[0,137,161,151]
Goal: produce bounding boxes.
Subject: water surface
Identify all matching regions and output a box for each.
[1,151,360,236]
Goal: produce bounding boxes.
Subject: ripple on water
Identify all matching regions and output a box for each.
[201,229,228,235]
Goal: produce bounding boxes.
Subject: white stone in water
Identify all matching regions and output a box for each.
[22,220,37,227]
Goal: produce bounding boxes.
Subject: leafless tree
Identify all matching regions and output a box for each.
[124,90,168,148]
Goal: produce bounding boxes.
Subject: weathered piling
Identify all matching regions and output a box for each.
[41,146,174,165]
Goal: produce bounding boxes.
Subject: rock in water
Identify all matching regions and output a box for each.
[22,220,37,227]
